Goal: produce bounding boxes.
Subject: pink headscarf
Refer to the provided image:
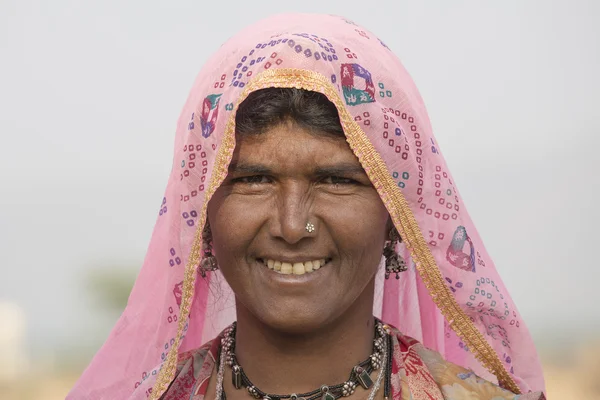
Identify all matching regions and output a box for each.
[69,13,544,399]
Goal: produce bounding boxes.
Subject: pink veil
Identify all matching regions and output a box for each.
[69,13,544,400]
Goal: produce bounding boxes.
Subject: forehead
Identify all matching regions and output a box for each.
[233,123,361,171]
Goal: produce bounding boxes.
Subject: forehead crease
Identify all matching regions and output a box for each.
[239,137,356,159]
[233,126,361,170]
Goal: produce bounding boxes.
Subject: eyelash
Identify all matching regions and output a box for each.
[321,176,359,185]
[231,175,272,184]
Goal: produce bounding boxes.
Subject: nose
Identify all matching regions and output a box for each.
[271,183,313,245]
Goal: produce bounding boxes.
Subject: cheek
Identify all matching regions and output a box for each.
[323,195,389,266]
[207,193,265,264]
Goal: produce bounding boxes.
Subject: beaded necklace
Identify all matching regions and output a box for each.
[215,320,394,400]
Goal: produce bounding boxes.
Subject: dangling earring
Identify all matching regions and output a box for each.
[198,222,218,277]
[384,227,407,280]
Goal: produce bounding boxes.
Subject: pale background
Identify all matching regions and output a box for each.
[1,0,598,398]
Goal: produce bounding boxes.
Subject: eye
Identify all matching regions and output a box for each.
[321,176,358,186]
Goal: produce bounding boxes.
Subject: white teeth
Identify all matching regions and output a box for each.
[280,262,293,274]
[304,261,313,272]
[264,258,327,274]
[292,263,305,275]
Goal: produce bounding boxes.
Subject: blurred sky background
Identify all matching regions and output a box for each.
[1,0,599,396]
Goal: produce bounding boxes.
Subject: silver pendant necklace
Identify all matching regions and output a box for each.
[214,320,392,400]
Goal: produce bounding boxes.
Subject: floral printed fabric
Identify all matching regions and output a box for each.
[413,344,545,400]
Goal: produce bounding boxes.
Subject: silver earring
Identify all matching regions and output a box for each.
[305,222,316,233]
[198,223,218,277]
[384,227,407,279]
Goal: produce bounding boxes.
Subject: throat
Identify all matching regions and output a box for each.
[218,314,389,400]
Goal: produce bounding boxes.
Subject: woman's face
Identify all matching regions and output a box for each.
[208,121,389,333]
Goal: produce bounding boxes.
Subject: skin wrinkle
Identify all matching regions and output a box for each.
[204,122,391,399]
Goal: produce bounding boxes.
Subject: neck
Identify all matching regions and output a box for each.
[230,281,377,395]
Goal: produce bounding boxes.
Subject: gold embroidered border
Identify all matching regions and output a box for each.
[148,87,238,399]
[150,68,520,398]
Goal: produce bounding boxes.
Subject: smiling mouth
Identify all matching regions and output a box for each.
[256,258,332,275]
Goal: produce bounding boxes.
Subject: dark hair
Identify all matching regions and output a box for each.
[235,88,344,137]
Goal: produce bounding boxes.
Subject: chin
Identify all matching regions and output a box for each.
[251,301,337,335]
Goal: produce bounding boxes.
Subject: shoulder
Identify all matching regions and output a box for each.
[390,329,545,400]
[160,338,219,400]
[175,336,220,379]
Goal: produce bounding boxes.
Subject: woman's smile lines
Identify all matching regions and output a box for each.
[258,258,330,275]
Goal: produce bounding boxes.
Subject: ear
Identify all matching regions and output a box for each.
[385,217,402,243]
[385,217,394,237]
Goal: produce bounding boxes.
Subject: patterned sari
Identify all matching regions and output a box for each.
[69,13,546,400]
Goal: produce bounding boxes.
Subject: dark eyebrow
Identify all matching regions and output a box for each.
[314,163,367,177]
[228,162,367,177]
[228,162,272,175]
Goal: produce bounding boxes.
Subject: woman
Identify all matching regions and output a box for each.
[69,14,546,400]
